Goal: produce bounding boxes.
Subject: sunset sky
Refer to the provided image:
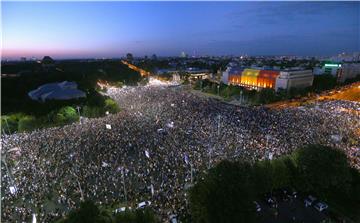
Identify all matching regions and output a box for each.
[2,1,359,59]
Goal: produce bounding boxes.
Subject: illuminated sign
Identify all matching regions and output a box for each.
[324,63,341,68]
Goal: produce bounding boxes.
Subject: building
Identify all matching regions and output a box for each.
[227,67,244,85]
[28,81,86,102]
[275,70,314,91]
[180,51,187,58]
[222,65,313,91]
[323,62,342,76]
[41,56,55,70]
[337,63,360,83]
[315,61,360,83]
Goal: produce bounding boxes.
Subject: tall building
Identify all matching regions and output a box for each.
[180,51,187,58]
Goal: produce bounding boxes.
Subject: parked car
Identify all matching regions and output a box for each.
[314,202,328,212]
[264,194,277,208]
[283,188,297,199]
[137,201,152,209]
[114,207,131,213]
[304,195,317,207]
[253,201,261,212]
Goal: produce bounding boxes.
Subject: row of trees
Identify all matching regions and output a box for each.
[1,97,119,134]
[189,145,360,223]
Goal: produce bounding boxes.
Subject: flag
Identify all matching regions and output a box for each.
[184,154,189,165]
[32,214,37,223]
[9,186,17,195]
[106,124,112,129]
[145,150,150,158]
[268,152,273,160]
[166,121,174,128]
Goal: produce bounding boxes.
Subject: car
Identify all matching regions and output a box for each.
[137,201,152,209]
[314,202,328,212]
[264,194,277,208]
[114,207,131,213]
[253,201,261,212]
[284,188,297,199]
[304,195,317,207]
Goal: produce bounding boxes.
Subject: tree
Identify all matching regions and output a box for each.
[190,161,256,223]
[53,106,79,124]
[61,201,112,223]
[271,158,291,190]
[252,160,273,194]
[104,99,120,114]
[293,145,352,197]
[18,115,37,132]
[256,88,277,104]
[114,208,159,223]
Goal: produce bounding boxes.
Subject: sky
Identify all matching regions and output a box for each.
[2,1,360,59]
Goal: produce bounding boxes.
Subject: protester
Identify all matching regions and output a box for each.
[1,84,359,222]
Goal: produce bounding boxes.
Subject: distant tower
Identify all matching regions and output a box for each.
[41,56,55,71]
[126,53,134,61]
[180,51,187,58]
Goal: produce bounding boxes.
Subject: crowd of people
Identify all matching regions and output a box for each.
[1,83,359,222]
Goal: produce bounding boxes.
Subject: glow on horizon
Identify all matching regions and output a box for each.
[2,2,359,59]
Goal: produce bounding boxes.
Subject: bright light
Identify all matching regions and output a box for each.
[325,64,341,68]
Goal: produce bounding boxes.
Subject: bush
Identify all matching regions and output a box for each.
[1,113,24,134]
[53,106,79,124]
[18,115,37,132]
[82,106,104,118]
[104,99,120,114]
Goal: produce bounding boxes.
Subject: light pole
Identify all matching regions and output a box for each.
[190,163,194,184]
[240,90,243,104]
[265,134,271,159]
[208,146,212,169]
[217,114,221,136]
[76,106,81,124]
[121,167,128,204]
[217,85,220,96]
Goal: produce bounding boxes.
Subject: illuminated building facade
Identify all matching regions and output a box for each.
[227,68,280,90]
[227,67,244,85]
[223,67,314,91]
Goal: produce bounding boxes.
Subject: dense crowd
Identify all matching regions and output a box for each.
[1,84,359,222]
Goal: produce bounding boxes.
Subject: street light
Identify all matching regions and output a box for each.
[76,106,81,124]
[217,85,220,96]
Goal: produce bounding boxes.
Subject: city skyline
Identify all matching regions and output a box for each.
[2,1,360,59]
